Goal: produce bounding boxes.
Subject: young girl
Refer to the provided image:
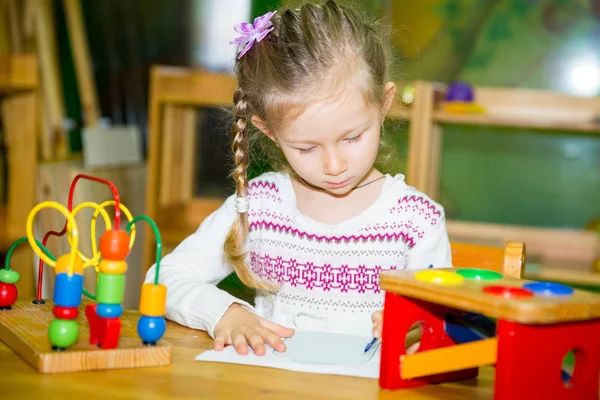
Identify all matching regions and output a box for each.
[145,0,452,356]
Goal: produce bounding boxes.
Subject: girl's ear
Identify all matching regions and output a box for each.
[251,115,276,142]
[382,81,397,118]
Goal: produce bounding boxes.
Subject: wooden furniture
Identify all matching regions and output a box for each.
[1,308,499,399]
[378,267,600,399]
[0,299,170,373]
[406,81,600,273]
[450,241,525,279]
[0,54,39,298]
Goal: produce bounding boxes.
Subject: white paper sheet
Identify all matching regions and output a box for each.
[195,329,381,379]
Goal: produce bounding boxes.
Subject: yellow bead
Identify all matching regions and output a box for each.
[55,254,83,275]
[98,260,127,274]
[139,283,167,317]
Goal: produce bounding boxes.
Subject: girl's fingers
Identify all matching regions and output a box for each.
[373,320,383,338]
[371,310,383,323]
[261,318,295,338]
[245,330,267,356]
[231,329,249,355]
[260,326,287,353]
[213,331,228,351]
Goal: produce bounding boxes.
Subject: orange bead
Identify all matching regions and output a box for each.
[99,230,130,260]
[55,254,84,275]
[98,260,127,275]
[139,283,166,317]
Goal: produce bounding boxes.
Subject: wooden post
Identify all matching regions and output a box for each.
[34,0,68,160]
[2,92,38,298]
[62,0,100,127]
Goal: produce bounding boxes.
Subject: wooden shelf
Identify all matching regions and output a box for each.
[433,111,600,134]
[526,268,600,288]
[0,55,38,95]
[447,220,599,268]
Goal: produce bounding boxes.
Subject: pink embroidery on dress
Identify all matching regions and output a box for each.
[248,209,294,225]
[248,221,417,247]
[389,195,441,225]
[250,252,399,294]
[247,180,282,203]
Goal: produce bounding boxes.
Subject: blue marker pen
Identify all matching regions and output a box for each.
[363,337,378,353]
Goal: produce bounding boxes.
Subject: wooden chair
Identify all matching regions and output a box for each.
[450,241,526,279]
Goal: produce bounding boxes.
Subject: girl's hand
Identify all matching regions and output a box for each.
[213,303,295,356]
[371,309,420,354]
[371,310,383,338]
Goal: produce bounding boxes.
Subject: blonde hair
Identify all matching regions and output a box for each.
[224,0,394,289]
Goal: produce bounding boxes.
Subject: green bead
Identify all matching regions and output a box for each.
[456,268,502,280]
[96,273,125,304]
[48,319,79,348]
[0,269,20,284]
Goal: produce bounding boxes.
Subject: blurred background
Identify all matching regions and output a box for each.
[0,0,598,307]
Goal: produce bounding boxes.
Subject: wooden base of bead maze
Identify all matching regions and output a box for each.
[0,299,171,373]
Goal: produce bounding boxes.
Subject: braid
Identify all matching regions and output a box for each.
[223,87,272,290]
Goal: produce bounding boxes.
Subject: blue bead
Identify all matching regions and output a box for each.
[96,303,123,318]
[523,281,574,296]
[53,273,83,307]
[137,315,166,344]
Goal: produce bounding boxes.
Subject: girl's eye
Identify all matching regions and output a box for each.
[298,147,316,154]
[345,133,363,143]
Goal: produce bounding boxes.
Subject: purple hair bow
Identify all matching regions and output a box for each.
[229,11,276,59]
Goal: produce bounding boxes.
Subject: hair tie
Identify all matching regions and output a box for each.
[229,11,276,59]
[235,197,249,213]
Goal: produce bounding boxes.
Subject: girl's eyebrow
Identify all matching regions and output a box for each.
[285,120,371,145]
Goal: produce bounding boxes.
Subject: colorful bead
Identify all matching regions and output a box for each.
[139,283,167,317]
[54,254,84,275]
[96,303,123,318]
[48,319,79,349]
[0,269,20,284]
[137,315,166,345]
[96,273,125,304]
[99,230,130,261]
[53,306,79,319]
[0,282,18,309]
[53,272,84,307]
[98,260,127,275]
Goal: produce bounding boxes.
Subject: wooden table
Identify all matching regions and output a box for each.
[0,313,496,399]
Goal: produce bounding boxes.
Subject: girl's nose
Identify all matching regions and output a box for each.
[323,150,347,176]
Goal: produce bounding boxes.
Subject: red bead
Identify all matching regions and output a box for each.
[53,305,79,319]
[0,282,18,309]
[99,230,130,260]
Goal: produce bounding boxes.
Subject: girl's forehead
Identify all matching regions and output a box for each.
[278,83,376,135]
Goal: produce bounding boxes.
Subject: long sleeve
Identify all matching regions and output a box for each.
[144,195,254,337]
[405,212,453,270]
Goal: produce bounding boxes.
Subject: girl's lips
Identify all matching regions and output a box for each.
[325,177,351,188]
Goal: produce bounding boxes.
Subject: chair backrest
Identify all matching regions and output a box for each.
[450,241,526,279]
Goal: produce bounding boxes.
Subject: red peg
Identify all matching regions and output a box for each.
[99,230,130,260]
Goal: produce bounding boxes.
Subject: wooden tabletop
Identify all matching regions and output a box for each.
[0,315,496,399]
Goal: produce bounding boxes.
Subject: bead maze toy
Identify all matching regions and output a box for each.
[0,174,171,373]
[378,268,600,399]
